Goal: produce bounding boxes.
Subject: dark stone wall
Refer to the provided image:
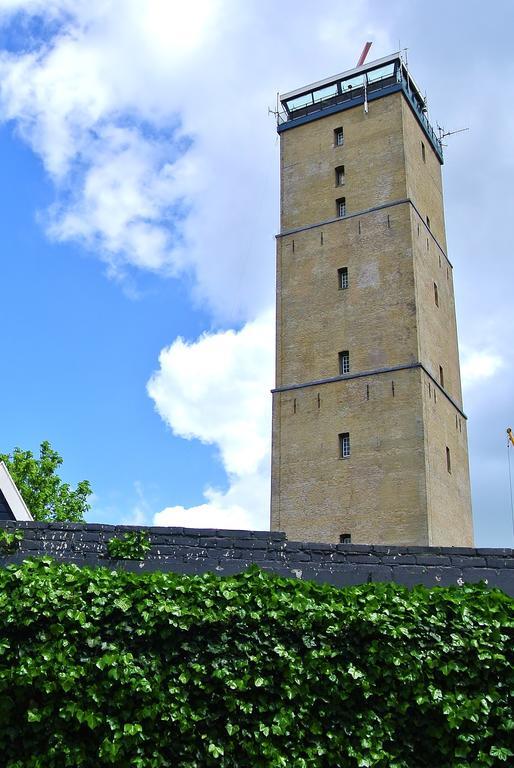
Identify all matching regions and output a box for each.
[1,520,514,595]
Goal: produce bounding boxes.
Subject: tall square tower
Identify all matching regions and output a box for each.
[271,54,473,546]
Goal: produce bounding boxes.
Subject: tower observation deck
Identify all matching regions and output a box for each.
[270,53,473,546]
[277,53,443,163]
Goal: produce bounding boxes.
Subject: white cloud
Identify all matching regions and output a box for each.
[0,0,384,320]
[0,0,227,291]
[461,349,504,389]
[0,0,262,316]
[154,473,269,531]
[148,309,274,530]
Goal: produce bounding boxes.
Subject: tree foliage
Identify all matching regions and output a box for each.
[0,441,91,522]
[0,559,512,767]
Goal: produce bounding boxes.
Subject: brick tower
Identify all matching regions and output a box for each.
[270,53,473,546]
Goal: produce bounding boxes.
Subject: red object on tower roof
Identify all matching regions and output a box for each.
[356,42,372,67]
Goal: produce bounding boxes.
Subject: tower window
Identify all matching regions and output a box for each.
[421,141,426,163]
[338,267,348,290]
[335,165,345,186]
[339,533,351,544]
[339,350,350,375]
[434,282,439,307]
[446,446,452,474]
[339,432,350,459]
[439,365,444,387]
[426,215,431,230]
[334,127,344,146]
[336,197,346,217]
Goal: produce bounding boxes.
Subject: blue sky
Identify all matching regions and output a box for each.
[0,0,513,545]
[0,121,223,521]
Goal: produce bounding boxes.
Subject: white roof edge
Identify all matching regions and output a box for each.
[0,461,33,521]
[280,52,402,102]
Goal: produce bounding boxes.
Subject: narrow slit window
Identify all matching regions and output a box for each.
[439,365,444,387]
[335,165,345,186]
[334,127,344,146]
[446,446,452,474]
[421,141,426,163]
[339,350,350,375]
[338,267,348,290]
[339,533,351,544]
[426,215,431,230]
[434,282,439,307]
[336,197,346,217]
[339,432,350,459]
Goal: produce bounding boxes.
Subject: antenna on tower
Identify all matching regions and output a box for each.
[356,42,372,67]
[399,43,409,69]
[436,124,469,146]
[268,92,281,125]
[356,42,373,115]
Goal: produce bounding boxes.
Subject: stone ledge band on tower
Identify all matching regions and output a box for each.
[277,197,453,271]
[271,362,467,421]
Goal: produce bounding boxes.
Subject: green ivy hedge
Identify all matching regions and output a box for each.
[0,558,513,767]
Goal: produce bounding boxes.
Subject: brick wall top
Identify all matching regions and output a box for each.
[1,521,513,596]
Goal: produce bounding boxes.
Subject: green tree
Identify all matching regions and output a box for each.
[0,441,92,522]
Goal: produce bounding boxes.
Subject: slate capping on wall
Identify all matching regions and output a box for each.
[0,521,513,596]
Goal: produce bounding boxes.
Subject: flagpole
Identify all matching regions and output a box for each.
[507,430,514,540]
